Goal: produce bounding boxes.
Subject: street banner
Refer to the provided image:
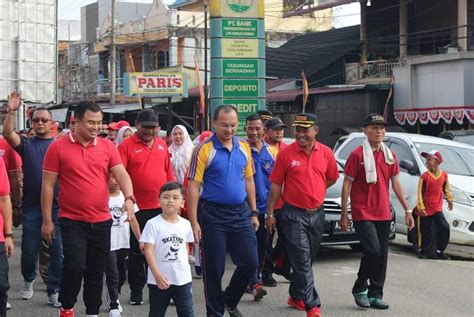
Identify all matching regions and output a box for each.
[124,72,188,97]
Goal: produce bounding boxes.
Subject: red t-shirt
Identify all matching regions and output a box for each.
[118,134,175,210]
[269,141,339,209]
[268,142,287,210]
[0,138,22,171]
[43,133,122,223]
[0,158,10,242]
[417,170,452,216]
[344,146,400,221]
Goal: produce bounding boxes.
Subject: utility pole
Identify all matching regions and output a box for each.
[204,0,209,129]
[110,0,116,106]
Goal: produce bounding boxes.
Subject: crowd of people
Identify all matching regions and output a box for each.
[0,90,453,317]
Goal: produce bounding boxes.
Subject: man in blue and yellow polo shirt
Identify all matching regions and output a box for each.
[187,105,259,317]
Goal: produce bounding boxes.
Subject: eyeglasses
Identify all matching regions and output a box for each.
[32,117,52,124]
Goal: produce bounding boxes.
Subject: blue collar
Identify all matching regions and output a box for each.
[211,134,240,150]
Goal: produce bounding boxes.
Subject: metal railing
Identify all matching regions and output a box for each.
[95,78,124,94]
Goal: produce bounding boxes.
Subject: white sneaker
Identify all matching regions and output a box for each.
[48,292,62,308]
[117,299,123,313]
[20,280,34,300]
[109,309,121,317]
[6,302,11,309]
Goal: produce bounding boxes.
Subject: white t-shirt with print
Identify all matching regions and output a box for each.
[140,214,194,286]
[109,192,139,251]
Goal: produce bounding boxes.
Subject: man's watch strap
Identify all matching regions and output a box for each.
[264,213,274,220]
[405,209,413,214]
[4,233,13,238]
[125,195,136,204]
[251,210,259,217]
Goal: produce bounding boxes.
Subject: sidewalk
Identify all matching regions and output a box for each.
[390,234,474,260]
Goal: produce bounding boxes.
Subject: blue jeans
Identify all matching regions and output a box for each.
[148,283,194,317]
[21,208,63,296]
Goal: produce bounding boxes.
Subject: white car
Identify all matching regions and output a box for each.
[334,132,474,246]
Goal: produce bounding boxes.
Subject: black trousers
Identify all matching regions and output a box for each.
[0,244,9,317]
[59,218,112,315]
[262,210,291,280]
[353,220,391,299]
[418,212,450,254]
[128,209,160,295]
[279,205,325,311]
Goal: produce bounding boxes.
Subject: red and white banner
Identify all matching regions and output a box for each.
[394,107,474,125]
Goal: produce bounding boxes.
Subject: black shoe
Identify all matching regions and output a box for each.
[436,252,451,260]
[262,275,277,287]
[352,290,370,308]
[225,305,243,317]
[130,292,143,305]
[274,268,292,281]
[369,298,389,310]
[417,253,427,259]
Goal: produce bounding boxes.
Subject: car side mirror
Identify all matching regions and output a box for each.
[399,159,417,175]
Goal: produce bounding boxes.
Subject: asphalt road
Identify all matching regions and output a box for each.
[5,229,474,317]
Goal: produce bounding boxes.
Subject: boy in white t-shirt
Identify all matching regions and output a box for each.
[107,174,141,317]
[140,182,195,317]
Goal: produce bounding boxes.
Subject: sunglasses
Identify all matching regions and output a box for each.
[32,117,52,124]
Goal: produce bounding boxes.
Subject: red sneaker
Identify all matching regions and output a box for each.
[287,297,305,311]
[307,306,321,317]
[251,283,267,301]
[59,308,75,317]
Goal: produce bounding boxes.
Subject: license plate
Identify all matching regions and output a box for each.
[333,220,355,233]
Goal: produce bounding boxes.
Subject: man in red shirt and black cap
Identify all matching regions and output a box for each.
[266,113,339,317]
[118,109,175,305]
[339,113,414,310]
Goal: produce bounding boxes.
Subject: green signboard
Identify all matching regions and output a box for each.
[222,18,257,38]
[223,79,259,97]
[223,59,258,77]
[224,99,259,136]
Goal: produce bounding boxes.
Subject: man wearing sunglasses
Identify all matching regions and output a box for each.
[3,91,63,308]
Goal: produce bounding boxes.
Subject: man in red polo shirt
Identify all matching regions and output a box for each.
[0,137,22,225]
[339,113,414,311]
[118,109,174,305]
[0,156,14,316]
[41,101,135,317]
[265,113,339,317]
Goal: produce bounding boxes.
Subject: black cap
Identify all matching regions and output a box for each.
[137,109,159,127]
[364,113,387,127]
[257,109,273,121]
[265,117,287,129]
[292,113,318,128]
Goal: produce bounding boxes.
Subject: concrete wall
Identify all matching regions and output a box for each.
[81,2,99,43]
[98,0,153,28]
[394,52,474,110]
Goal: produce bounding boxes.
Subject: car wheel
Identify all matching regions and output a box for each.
[350,243,362,252]
[389,213,396,240]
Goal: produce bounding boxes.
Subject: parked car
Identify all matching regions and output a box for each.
[439,129,474,146]
[322,161,396,250]
[334,132,474,246]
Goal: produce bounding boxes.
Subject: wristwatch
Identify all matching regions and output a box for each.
[125,195,136,204]
[264,213,274,220]
[251,210,259,217]
[4,233,13,238]
[405,209,413,214]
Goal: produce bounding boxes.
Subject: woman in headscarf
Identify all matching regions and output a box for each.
[115,126,134,147]
[168,125,194,185]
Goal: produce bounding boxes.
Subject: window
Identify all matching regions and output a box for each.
[151,50,169,70]
[388,139,417,173]
[337,137,364,161]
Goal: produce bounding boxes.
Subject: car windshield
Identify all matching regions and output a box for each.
[414,142,474,176]
[454,135,474,146]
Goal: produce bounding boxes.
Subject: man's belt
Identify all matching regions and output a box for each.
[284,203,323,214]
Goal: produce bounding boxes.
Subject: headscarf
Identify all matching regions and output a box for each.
[169,125,194,184]
[115,126,134,147]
